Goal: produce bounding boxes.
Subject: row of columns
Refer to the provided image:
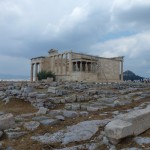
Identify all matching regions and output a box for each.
[30,53,72,81]
[54,54,67,75]
[30,63,40,81]
[73,61,97,72]
[72,60,124,81]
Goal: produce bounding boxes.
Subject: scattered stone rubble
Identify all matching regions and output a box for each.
[0,81,150,149]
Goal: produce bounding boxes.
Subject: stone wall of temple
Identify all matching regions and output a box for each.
[97,58,120,82]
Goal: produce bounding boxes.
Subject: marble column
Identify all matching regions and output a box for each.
[69,52,72,75]
[60,54,63,75]
[90,62,92,72]
[35,63,38,81]
[95,63,98,72]
[53,56,55,73]
[121,60,123,81]
[38,63,41,72]
[72,62,75,71]
[57,55,60,75]
[63,54,65,74]
[80,61,83,71]
[93,63,96,72]
[54,56,57,74]
[75,62,77,71]
[65,54,67,75]
[30,63,34,81]
[85,62,88,72]
[57,55,59,74]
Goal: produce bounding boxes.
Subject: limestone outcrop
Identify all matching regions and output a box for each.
[31,119,110,145]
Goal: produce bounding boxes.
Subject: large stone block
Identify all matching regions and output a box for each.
[24,87,33,94]
[117,107,150,135]
[36,107,49,115]
[28,92,38,98]
[48,87,60,94]
[105,119,133,143]
[36,94,47,99]
[65,95,77,103]
[55,90,67,96]
[0,113,15,130]
[87,106,99,112]
[105,106,150,144]
[24,121,40,131]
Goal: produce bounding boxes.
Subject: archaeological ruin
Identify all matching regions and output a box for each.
[30,49,124,82]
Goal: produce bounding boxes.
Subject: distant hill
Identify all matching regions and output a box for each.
[123,70,144,81]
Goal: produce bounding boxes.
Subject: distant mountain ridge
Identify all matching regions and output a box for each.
[123,70,144,81]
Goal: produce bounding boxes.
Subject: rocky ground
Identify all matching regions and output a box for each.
[0,81,150,150]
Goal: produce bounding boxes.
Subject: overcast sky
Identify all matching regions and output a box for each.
[0,0,150,77]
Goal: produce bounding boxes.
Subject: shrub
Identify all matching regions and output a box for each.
[37,70,55,81]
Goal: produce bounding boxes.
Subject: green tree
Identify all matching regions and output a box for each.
[37,70,55,81]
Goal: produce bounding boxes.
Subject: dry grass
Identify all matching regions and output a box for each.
[0,99,37,115]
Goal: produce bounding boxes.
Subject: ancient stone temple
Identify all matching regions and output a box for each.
[31,49,124,82]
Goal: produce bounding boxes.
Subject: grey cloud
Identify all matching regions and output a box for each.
[111,0,150,31]
[90,31,150,77]
[42,2,112,53]
[0,0,150,77]
[0,55,30,76]
[118,5,150,24]
[2,0,112,57]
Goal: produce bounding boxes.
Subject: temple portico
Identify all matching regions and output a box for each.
[31,49,124,82]
[30,57,44,81]
[72,60,97,72]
